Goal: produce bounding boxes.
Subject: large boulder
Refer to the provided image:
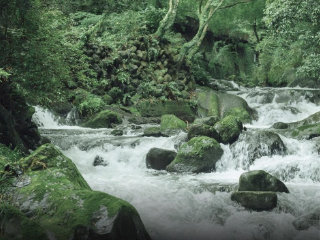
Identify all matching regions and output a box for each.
[196,87,255,123]
[232,131,286,167]
[136,99,196,122]
[160,114,186,132]
[231,191,278,211]
[11,144,151,240]
[166,136,223,173]
[146,148,176,170]
[82,110,122,128]
[214,115,243,144]
[238,170,289,193]
[187,124,220,141]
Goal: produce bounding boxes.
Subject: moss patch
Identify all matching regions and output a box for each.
[214,115,242,144]
[167,136,223,173]
[82,110,122,128]
[160,114,186,131]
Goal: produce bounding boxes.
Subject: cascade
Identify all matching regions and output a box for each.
[33,87,320,240]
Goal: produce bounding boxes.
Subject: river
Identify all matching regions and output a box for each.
[32,87,320,240]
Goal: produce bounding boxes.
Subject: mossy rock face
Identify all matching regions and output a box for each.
[166,136,223,173]
[12,144,151,240]
[82,110,122,128]
[231,191,278,211]
[193,116,219,126]
[0,204,49,240]
[196,87,255,123]
[196,88,219,119]
[146,148,176,170]
[136,100,196,122]
[238,170,289,193]
[160,114,186,132]
[143,127,168,137]
[217,92,255,123]
[224,107,251,123]
[187,124,220,141]
[214,115,243,144]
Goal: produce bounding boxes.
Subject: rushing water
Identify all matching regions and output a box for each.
[33,88,320,240]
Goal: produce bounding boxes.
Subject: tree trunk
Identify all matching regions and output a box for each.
[154,0,180,38]
[178,0,225,64]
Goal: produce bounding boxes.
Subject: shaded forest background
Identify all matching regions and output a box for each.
[1,0,319,113]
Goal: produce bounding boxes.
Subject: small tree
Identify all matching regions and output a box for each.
[154,0,181,37]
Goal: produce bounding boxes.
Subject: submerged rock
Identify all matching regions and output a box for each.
[12,144,151,240]
[143,127,168,137]
[231,191,278,211]
[82,110,122,128]
[111,129,124,136]
[146,148,176,170]
[272,122,289,129]
[93,155,108,167]
[293,208,320,230]
[187,124,220,141]
[214,115,243,144]
[166,136,223,173]
[238,170,289,193]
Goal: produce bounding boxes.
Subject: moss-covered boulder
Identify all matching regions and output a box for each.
[196,87,255,123]
[196,88,220,118]
[214,115,243,144]
[82,110,122,128]
[10,144,151,240]
[231,191,278,211]
[136,99,196,122]
[187,124,220,141]
[0,204,49,240]
[160,114,186,132]
[143,127,168,137]
[146,148,176,170]
[238,170,289,193]
[166,136,223,173]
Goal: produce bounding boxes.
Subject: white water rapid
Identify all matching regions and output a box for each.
[34,88,320,240]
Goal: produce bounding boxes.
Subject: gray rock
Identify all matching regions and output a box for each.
[238,170,289,193]
[293,208,320,230]
[146,148,176,170]
[93,155,108,167]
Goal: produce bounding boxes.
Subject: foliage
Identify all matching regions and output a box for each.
[253,0,320,86]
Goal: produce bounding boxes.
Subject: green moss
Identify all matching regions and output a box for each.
[13,144,144,240]
[196,88,219,118]
[167,136,223,173]
[214,115,242,144]
[225,107,251,123]
[160,114,186,131]
[0,204,48,240]
[82,110,122,128]
[136,99,196,122]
